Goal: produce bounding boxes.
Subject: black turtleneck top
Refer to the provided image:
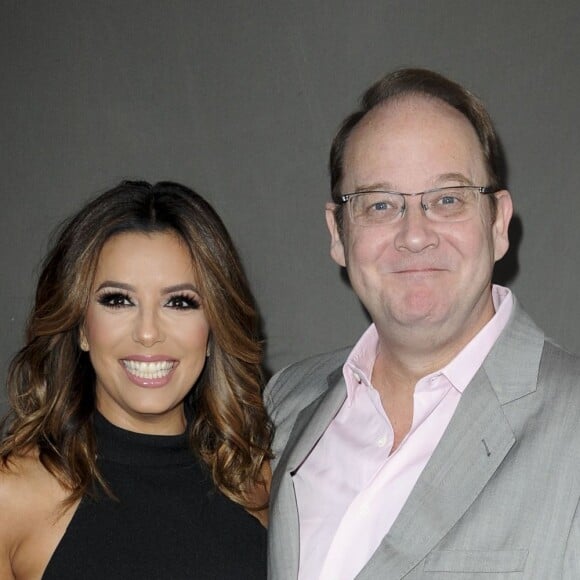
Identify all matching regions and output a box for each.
[42,413,267,579]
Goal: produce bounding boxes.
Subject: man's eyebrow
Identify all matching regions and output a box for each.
[433,172,474,186]
[350,174,475,194]
[351,181,396,193]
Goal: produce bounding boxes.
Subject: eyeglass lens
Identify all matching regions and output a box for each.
[349,187,485,225]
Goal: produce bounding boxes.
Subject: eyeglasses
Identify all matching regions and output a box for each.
[339,186,497,227]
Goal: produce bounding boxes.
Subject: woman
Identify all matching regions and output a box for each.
[0,181,272,579]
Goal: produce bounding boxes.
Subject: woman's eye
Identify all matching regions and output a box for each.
[166,295,201,310]
[97,292,133,309]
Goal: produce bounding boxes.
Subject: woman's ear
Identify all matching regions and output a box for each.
[79,328,89,352]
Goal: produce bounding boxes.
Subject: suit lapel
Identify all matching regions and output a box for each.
[357,369,515,578]
[269,367,347,579]
[281,368,347,475]
[357,302,544,579]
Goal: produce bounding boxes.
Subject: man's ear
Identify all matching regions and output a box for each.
[79,327,89,352]
[492,190,513,262]
[325,203,347,267]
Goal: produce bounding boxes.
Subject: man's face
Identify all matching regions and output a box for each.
[326,95,512,354]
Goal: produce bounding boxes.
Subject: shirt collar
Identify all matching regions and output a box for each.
[343,285,514,398]
[344,324,379,401]
[443,284,513,392]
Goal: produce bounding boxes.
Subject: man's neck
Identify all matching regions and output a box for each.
[370,352,417,453]
[370,301,496,450]
[372,291,497,391]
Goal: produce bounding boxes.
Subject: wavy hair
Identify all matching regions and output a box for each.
[0,180,272,509]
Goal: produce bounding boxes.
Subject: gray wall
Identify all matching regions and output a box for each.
[2,1,579,411]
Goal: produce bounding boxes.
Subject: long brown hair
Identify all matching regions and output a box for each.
[0,180,272,509]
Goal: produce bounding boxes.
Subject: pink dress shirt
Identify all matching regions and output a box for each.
[293,285,514,580]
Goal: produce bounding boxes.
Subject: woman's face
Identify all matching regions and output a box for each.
[81,231,210,435]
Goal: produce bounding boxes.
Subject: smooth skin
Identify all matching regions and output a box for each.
[81,231,210,435]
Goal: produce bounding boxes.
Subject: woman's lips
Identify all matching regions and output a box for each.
[121,358,178,388]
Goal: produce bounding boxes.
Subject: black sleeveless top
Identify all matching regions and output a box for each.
[42,414,267,579]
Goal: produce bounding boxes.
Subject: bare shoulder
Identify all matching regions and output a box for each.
[0,452,78,579]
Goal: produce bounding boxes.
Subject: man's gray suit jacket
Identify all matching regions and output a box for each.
[265,302,580,579]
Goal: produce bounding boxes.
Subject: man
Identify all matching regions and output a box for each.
[265,68,580,579]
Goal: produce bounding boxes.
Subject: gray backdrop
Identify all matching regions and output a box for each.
[1,1,579,413]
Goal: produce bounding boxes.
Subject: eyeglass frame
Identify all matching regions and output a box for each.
[338,185,498,225]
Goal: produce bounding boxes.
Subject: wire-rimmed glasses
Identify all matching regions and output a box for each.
[339,186,497,227]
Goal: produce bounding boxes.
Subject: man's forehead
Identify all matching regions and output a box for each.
[350,93,475,143]
[341,94,487,190]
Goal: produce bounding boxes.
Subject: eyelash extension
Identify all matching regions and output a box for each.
[96,291,201,310]
[166,293,201,310]
[96,291,133,309]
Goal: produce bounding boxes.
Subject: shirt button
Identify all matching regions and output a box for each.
[353,372,362,384]
[377,436,387,448]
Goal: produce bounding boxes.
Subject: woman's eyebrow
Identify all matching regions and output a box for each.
[95,281,135,292]
[161,283,199,294]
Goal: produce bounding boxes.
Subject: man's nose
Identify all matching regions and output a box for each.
[393,199,439,253]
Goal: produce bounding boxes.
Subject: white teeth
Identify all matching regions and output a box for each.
[123,360,175,379]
